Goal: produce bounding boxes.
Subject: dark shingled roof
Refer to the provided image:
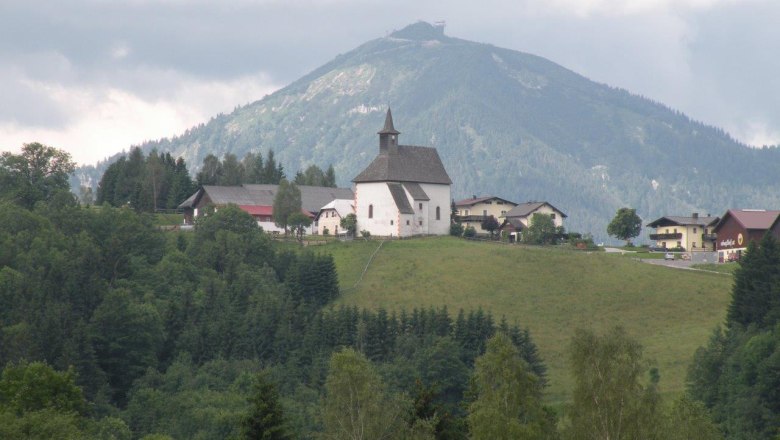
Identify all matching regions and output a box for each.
[353,144,452,185]
[378,108,400,135]
[387,183,414,214]
[178,184,353,214]
[403,182,429,201]
[646,215,719,228]
[506,202,567,218]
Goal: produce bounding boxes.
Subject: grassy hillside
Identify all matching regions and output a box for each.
[323,236,732,403]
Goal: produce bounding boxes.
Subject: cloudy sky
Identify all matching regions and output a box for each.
[1,0,778,165]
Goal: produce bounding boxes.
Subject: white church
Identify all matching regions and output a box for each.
[352,109,452,237]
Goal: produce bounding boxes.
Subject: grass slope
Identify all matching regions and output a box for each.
[324,236,732,403]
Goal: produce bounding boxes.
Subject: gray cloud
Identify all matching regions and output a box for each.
[2,0,780,163]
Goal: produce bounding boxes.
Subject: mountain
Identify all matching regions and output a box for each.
[80,21,780,241]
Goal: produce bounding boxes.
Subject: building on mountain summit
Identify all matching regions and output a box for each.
[352,109,452,237]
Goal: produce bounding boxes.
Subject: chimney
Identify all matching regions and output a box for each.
[472,195,477,199]
[692,212,699,219]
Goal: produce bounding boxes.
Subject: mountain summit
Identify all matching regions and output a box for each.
[134,21,780,240]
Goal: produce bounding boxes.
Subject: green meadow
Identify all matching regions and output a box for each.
[323,236,732,403]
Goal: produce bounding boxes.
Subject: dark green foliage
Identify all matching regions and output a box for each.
[727,234,780,329]
[0,196,551,439]
[242,371,291,440]
[0,361,86,416]
[339,213,357,237]
[523,213,559,245]
[607,207,642,245]
[293,164,336,187]
[480,215,499,238]
[97,147,195,211]
[463,226,476,238]
[272,179,301,235]
[0,142,76,209]
[449,222,464,237]
[688,234,780,439]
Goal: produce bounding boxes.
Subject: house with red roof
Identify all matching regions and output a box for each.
[178,184,353,234]
[712,209,780,262]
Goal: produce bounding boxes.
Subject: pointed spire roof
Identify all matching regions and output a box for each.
[377,108,400,135]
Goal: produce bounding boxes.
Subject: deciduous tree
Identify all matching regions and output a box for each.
[0,142,76,209]
[607,207,642,246]
[272,179,301,236]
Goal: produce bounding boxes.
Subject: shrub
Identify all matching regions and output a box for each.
[360,230,371,239]
[463,226,476,238]
[450,223,464,237]
[323,227,330,236]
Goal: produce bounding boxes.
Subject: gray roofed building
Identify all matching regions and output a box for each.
[402,182,430,201]
[387,183,415,214]
[646,213,719,228]
[352,145,452,185]
[506,202,567,219]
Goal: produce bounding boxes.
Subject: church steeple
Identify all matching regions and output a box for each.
[378,108,400,154]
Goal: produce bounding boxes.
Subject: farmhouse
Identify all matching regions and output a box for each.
[712,209,780,262]
[646,213,719,251]
[454,196,518,234]
[178,184,353,233]
[499,202,566,239]
[352,109,452,237]
[315,199,354,236]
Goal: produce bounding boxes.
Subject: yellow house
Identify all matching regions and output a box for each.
[646,213,720,251]
[315,199,354,236]
[454,196,518,233]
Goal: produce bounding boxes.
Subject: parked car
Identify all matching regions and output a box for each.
[664,252,675,261]
[649,246,667,252]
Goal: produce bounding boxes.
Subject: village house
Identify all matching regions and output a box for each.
[646,213,719,251]
[352,109,452,237]
[178,184,353,234]
[499,201,567,241]
[712,209,780,262]
[454,196,518,234]
[315,199,354,236]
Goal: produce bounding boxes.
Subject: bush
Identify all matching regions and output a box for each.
[463,226,476,238]
[450,223,464,237]
[360,230,371,239]
[323,227,329,236]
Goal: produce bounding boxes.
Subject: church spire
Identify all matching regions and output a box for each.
[378,108,400,154]
[378,108,400,135]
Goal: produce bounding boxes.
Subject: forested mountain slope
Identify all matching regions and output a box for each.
[80,21,780,240]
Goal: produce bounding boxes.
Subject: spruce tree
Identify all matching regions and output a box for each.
[242,371,291,440]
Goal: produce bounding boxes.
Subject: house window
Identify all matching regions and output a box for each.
[693,227,697,233]
[674,228,678,233]
[406,220,410,225]
[677,241,682,248]
[465,209,469,216]
[551,213,556,220]
[436,206,441,220]
[483,210,487,216]
[693,242,697,248]
[419,221,423,226]
[501,210,506,215]
[390,220,394,225]
[368,204,373,219]
[419,203,423,210]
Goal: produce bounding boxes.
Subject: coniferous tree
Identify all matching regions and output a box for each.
[242,371,291,440]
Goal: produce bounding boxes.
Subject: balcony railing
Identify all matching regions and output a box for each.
[702,233,717,241]
[649,233,683,240]
[457,215,489,223]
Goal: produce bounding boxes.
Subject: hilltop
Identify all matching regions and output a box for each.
[323,237,732,402]
[77,21,780,241]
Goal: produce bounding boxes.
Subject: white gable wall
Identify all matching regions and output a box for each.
[355,182,450,237]
[355,182,400,237]
[421,183,451,235]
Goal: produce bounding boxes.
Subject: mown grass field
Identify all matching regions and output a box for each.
[322,236,732,403]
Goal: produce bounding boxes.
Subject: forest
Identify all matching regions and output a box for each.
[2,143,779,439]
